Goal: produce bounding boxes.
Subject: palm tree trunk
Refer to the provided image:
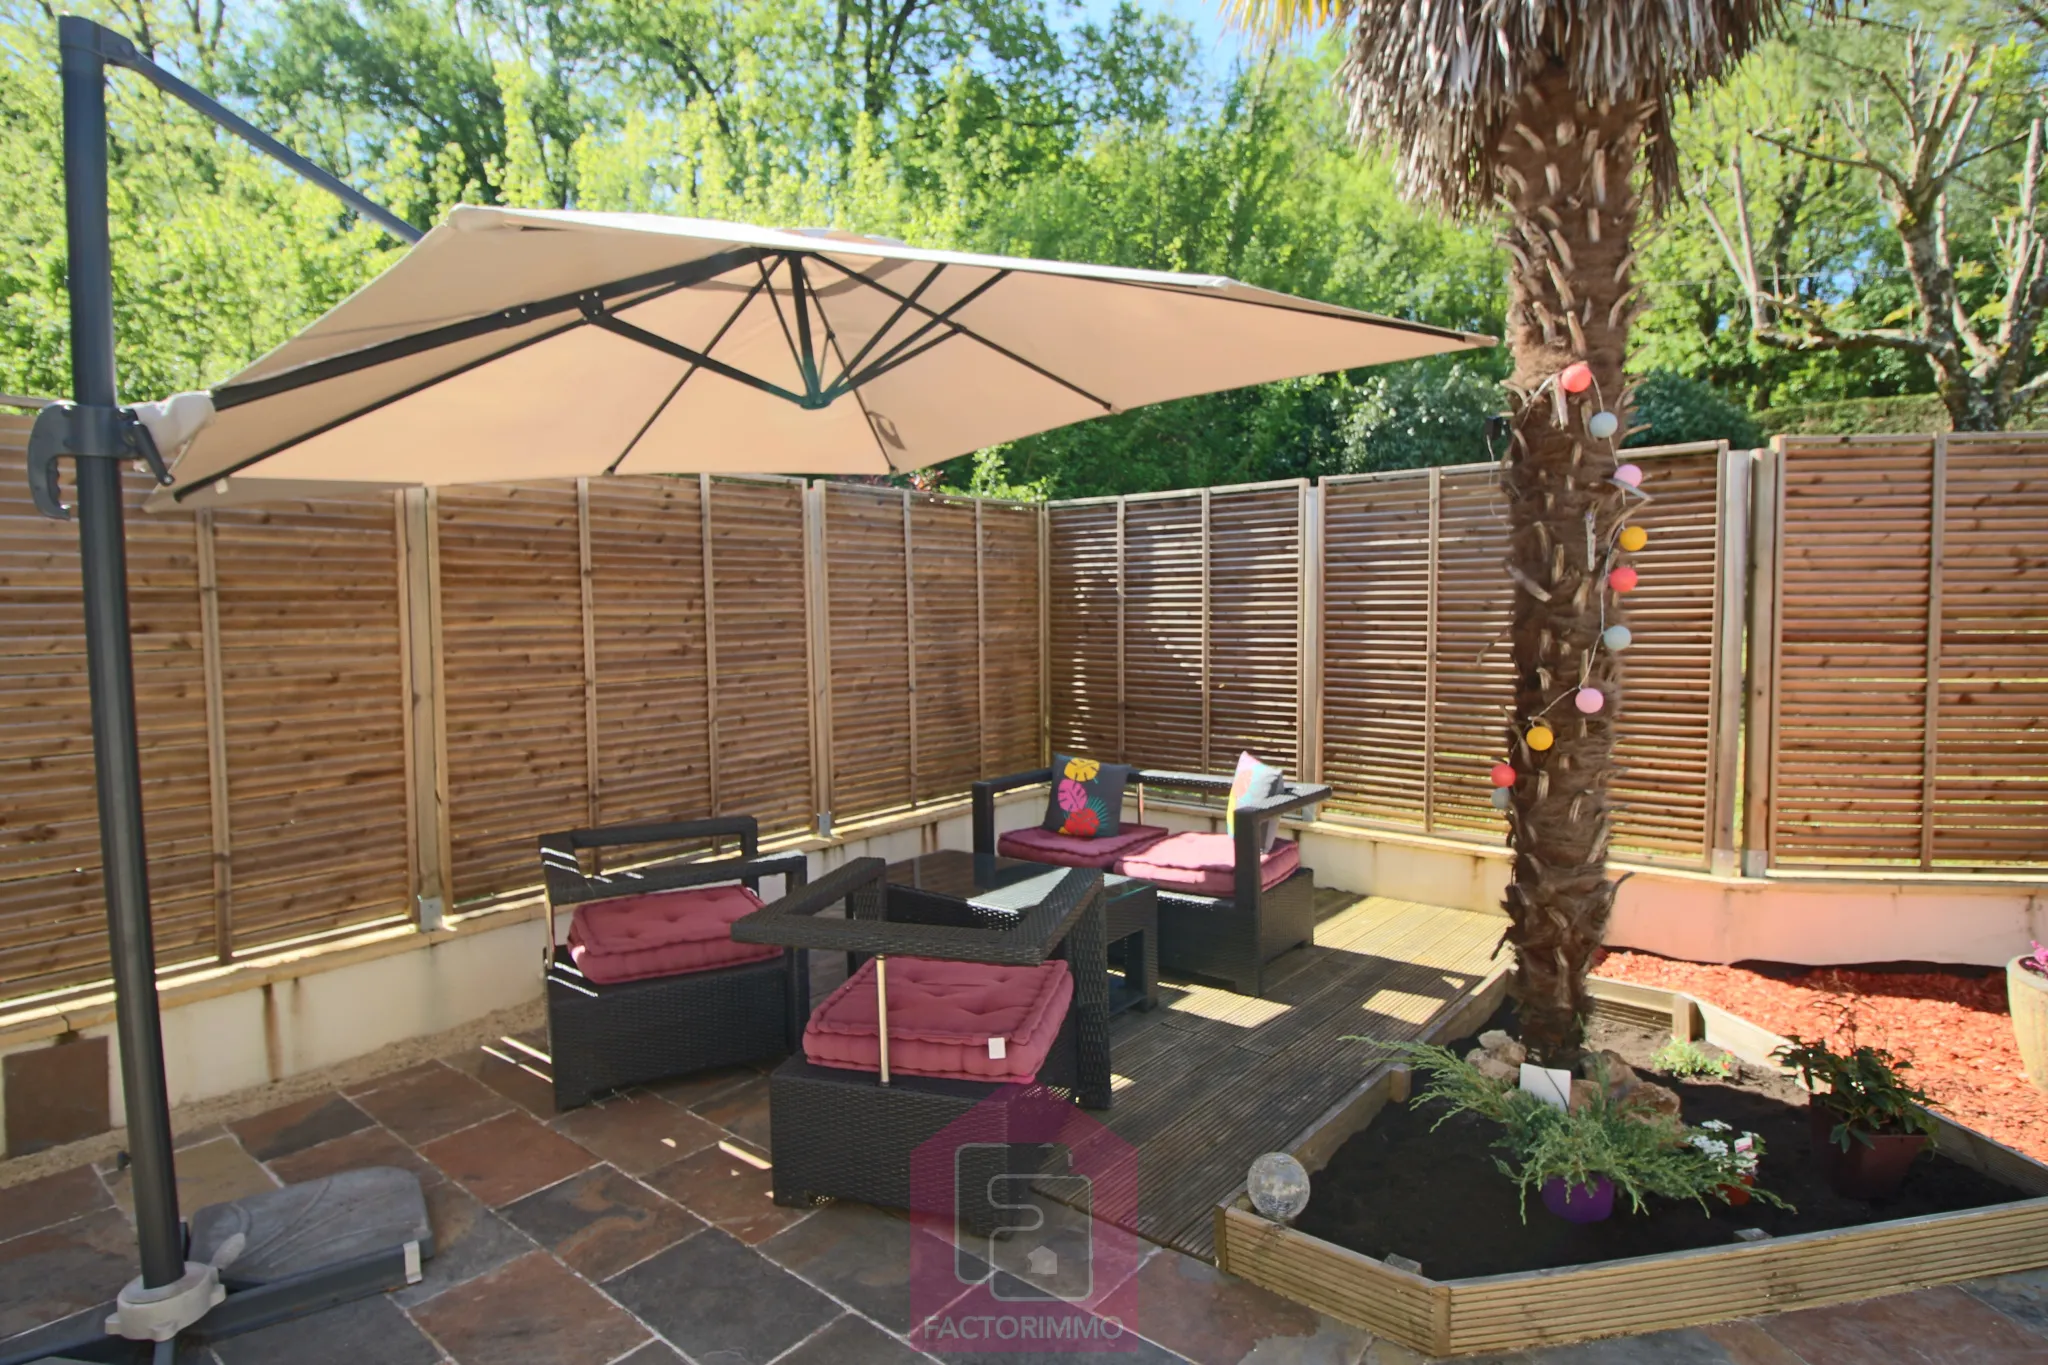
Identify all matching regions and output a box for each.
[1494,64,1646,1066]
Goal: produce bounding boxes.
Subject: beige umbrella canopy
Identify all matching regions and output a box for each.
[153,206,1493,504]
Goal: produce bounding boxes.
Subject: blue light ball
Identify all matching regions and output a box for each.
[1602,625,1633,652]
[1491,788,1513,811]
[1587,411,1620,440]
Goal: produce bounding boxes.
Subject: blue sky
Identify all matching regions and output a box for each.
[1068,0,1251,81]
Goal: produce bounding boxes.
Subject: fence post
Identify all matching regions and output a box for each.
[698,475,722,816]
[195,510,232,960]
[398,488,451,925]
[1038,502,1050,765]
[1115,497,1127,765]
[1422,468,1442,833]
[1199,488,1212,773]
[975,498,988,775]
[577,479,600,827]
[903,489,921,805]
[1742,446,1782,878]
[1709,444,1749,876]
[1920,434,1948,868]
[1302,481,1323,786]
[804,481,835,833]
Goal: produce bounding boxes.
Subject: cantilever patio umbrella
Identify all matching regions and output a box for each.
[32,17,1492,1361]
[147,206,1493,503]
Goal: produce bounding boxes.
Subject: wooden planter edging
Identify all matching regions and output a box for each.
[1214,975,2048,1357]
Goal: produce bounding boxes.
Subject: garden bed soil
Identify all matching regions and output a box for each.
[1294,1003,2030,1280]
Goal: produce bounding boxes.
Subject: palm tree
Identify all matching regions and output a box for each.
[1227,0,1794,1063]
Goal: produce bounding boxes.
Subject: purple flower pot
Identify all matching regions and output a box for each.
[1539,1175,1615,1223]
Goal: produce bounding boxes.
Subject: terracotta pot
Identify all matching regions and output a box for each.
[1719,1173,1755,1207]
[1539,1175,1615,1223]
[2011,957,2048,1097]
[1810,1102,1927,1199]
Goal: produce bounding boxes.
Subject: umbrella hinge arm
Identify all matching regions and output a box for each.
[26,403,173,521]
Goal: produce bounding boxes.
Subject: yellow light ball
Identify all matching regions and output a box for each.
[1619,524,1648,553]
[1526,724,1555,752]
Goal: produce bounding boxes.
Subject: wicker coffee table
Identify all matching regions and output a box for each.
[884,850,1158,1015]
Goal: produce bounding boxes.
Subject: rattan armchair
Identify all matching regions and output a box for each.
[731,858,1109,1231]
[540,815,810,1111]
[972,766,1330,996]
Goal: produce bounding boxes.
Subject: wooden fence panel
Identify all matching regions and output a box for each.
[1770,435,2048,868]
[585,476,711,829]
[0,427,215,994]
[910,496,983,802]
[1429,469,1517,835]
[1206,486,1305,776]
[1120,494,1207,772]
[824,485,914,817]
[209,497,412,950]
[436,484,589,903]
[979,500,1045,775]
[1047,502,1122,761]
[708,478,813,831]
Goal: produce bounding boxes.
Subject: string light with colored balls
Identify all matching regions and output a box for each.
[1586,411,1619,440]
[1608,564,1639,592]
[1619,524,1648,552]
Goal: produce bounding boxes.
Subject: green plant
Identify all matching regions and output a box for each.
[1651,1039,1732,1079]
[1623,370,1763,449]
[1390,1042,1789,1221]
[1771,1036,1940,1151]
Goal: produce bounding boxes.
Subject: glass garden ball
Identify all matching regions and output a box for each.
[1247,1152,1312,1222]
[1586,411,1619,440]
[1603,624,1633,651]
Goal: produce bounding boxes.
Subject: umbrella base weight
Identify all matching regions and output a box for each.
[0,1168,432,1364]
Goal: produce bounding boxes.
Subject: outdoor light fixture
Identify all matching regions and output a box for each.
[1246,1151,1312,1222]
[14,17,429,1363]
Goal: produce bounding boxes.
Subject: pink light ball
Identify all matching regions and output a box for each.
[1575,687,1606,715]
[1609,564,1640,592]
[1559,362,1594,394]
[1613,463,1644,488]
[1490,763,1516,788]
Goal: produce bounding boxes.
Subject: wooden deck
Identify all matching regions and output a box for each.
[1070,890,1508,1261]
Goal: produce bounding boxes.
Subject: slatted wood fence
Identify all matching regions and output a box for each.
[0,435,1042,1001]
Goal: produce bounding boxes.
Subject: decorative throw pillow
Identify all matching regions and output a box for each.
[1041,754,1129,839]
[1225,751,1286,852]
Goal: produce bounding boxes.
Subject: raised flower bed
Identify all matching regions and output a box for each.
[1213,974,2048,1357]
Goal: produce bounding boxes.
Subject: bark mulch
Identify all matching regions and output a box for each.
[1593,950,2048,1164]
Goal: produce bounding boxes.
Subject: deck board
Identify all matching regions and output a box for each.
[1068,890,1506,1261]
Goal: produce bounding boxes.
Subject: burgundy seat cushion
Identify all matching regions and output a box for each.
[567,884,781,985]
[804,956,1072,1083]
[997,822,1170,870]
[1115,834,1301,898]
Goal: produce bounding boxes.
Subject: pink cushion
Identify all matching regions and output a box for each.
[997,823,1170,870]
[567,884,780,985]
[1115,834,1302,898]
[803,957,1072,1083]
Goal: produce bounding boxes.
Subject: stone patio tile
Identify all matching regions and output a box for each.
[641,1141,806,1244]
[441,1040,559,1117]
[212,1292,443,1365]
[342,1060,450,1096]
[1517,1328,1736,1363]
[780,1314,935,1365]
[687,1071,772,1149]
[106,1135,277,1219]
[1094,1247,1368,1365]
[1962,1267,2048,1337]
[612,1341,687,1364]
[418,1111,595,1208]
[264,1122,443,1189]
[1700,1319,1810,1364]
[228,1092,373,1162]
[501,1164,703,1281]
[639,1063,757,1111]
[350,1062,512,1146]
[601,1228,840,1365]
[761,1200,984,1334]
[0,1208,134,1341]
[0,1165,111,1241]
[409,1250,649,1364]
[914,1273,1194,1362]
[393,1179,537,1309]
[549,1090,725,1175]
[1760,1285,2048,1364]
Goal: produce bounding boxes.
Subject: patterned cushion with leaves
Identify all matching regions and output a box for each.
[1040,754,1130,839]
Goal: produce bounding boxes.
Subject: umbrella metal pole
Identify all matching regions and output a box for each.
[59,14,184,1290]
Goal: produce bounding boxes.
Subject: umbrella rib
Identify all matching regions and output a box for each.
[812,260,1112,412]
[825,261,945,389]
[821,321,901,474]
[213,247,771,411]
[1076,276,1488,342]
[788,256,823,404]
[755,256,811,403]
[582,306,811,407]
[604,273,774,476]
[173,315,589,500]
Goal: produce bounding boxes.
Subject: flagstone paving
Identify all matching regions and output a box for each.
[2,935,2044,1363]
